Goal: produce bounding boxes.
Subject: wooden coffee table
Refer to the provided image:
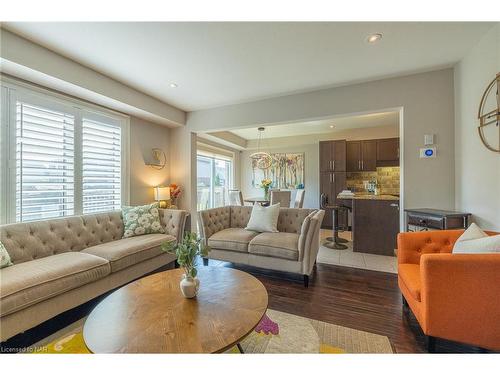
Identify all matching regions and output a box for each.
[83,267,268,353]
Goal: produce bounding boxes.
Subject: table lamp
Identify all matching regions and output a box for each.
[154,186,170,208]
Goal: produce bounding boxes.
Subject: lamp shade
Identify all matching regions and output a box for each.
[154,186,170,201]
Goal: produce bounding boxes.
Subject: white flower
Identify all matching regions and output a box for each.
[123,229,134,238]
[138,215,150,226]
[134,227,146,235]
[150,208,159,216]
[151,221,161,231]
[127,212,138,222]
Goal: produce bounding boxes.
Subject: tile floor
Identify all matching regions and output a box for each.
[317,229,397,274]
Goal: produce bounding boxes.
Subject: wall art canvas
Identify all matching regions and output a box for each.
[252,153,305,189]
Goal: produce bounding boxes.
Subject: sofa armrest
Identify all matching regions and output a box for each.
[300,210,325,275]
[159,209,189,241]
[420,253,500,349]
[197,207,231,245]
[397,230,463,265]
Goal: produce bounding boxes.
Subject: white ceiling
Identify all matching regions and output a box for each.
[3,22,494,111]
[231,111,399,140]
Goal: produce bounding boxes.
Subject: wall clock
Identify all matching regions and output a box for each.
[477,72,500,153]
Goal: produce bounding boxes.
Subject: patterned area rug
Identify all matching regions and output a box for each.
[32,309,393,354]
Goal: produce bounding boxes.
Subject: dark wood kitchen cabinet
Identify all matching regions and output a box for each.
[376,137,399,166]
[320,171,346,228]
[346,140,377,172]
[319,140,346,172]
[352,199,400,255]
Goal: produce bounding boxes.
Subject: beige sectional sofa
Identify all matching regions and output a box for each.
[198,206,324,287]
[0,208,188,342]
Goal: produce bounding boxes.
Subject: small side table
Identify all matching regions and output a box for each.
[404,208,471,232]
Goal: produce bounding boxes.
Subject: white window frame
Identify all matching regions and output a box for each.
[0,77,130,224]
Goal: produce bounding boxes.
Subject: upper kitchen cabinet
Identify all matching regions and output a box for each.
[361,140,377,171]
[376,137,400,166]
[346,140,377,172]
[319,140,346,172]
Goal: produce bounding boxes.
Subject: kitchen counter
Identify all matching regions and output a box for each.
[335,193,400,256]
[337,193,399,201]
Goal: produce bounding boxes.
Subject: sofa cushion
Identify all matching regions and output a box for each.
[398,263,421,302]
[0,252,110,317]
[122,203,165,238]
[248,232,300,261]
[245,203,280,233]
[452,223,500,254]
[208,228,259,253]
[1,240,13,268]
[82,234,175,272]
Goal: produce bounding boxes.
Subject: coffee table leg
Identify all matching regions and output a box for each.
[237,343,244,354]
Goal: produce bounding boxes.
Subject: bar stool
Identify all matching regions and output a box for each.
[320,194,348,250]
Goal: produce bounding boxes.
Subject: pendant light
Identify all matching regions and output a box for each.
[249,127,272,170]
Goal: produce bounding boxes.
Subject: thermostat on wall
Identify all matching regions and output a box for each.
[420,147,436,158]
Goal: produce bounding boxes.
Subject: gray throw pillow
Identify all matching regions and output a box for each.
[122,203,165,238]
[1,241,13,268]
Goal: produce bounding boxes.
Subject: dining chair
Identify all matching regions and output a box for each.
[270,190,291,208]
[228,190,244,206]
[293,189,305,208]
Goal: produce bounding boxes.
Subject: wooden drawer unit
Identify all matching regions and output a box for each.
[405,209,471,231]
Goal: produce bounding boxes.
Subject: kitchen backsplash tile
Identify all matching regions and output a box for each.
[346,167,400,195]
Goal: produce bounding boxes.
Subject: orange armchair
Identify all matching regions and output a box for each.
[397,229,500,352]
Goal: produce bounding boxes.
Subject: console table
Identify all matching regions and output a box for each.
[404,208,471,231]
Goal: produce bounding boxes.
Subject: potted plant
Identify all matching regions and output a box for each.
[162,232,210,298]
[261,178,273,200]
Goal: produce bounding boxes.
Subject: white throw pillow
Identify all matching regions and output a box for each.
[245,203,280,233]
[1,241,13,269]
[452,223,500,254]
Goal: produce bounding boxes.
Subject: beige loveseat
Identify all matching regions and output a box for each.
[198,206,324,287]
[0,208,188,342]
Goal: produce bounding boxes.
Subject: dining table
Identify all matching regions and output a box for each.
[243,197,270,206]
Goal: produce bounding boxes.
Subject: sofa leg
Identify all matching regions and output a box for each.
[426,335,436,353]
[303,275,309,288]
[203,258,209,266]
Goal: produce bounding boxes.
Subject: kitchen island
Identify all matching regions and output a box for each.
[337,193,400,256]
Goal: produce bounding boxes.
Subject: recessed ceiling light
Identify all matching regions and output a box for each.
[169,83,178,88]
[367,33,383,44]
[329,125,334,128]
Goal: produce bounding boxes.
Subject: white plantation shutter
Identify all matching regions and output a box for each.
[82,117,122,214]
[15,101,75,222]
[1,81,129,224]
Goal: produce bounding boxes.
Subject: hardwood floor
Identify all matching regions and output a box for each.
[1,261,489,353]
[210,259,488,353]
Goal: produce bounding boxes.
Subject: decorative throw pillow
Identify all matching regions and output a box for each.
[452,223,500,254]
[245,203,280,233]
[1,241,13,268]
[122,203,165,238]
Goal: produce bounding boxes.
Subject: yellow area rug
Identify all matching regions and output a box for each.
[31,309,393,354]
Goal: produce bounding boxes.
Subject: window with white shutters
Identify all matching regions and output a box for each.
[0,80,129,224]
[82,117,122,214]
[15,102,75,222]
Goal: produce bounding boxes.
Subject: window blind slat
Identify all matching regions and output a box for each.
[82,118,121,214]
[16,102,75,222]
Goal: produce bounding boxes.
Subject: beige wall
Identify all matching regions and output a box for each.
[129,117,171,205]
[240,125,398,208]
[187,69,456,220]
[169,127,197,229]
[454,24,500,230]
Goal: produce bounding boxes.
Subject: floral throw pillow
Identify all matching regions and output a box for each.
[122,203,165,238]
[1,241,13,269]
